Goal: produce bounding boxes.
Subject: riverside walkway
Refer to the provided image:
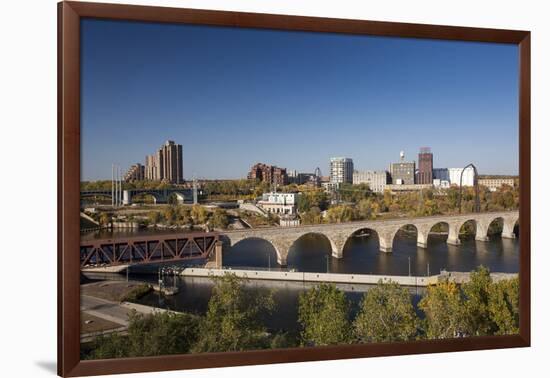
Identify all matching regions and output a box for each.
[179,267,517,287]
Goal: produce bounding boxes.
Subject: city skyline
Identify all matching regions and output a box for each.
[81,19,519,181]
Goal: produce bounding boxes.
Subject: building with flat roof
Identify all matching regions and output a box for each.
[417,147,433,185]
[352,170,389,193]
[390,151,415,185]
[386,183,433,193]
[479,178,515,192]
[248,163,288,186]
[257,192,301,215]
[330,157,354,184]
[144,140,183,184]
[433,167,475,187]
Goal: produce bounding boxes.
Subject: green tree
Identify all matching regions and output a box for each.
[210,208,230,229]
[300,206,323,224]
[462,266,495,336]
[98,212,110,227]
[326,205,356,223]
[354,281,418,343]
[488,278,519,335]
[125,311,200,357]
[191,204,208,224]
[163,206,177,225]
[147,211,162,225]
[298,283,351,346]
[85,311,200,359]
[86,333,129,360]
[418,281,466,339]
[193,274,274,353]
[177,205,193,226]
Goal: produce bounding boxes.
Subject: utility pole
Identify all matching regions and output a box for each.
[118,165,122,207]
[408,257,411,276]
[193,175,198,204]
[114,165,119,207]
[267,253,271,271]
[427,262,430,276]
[111,164,115,208]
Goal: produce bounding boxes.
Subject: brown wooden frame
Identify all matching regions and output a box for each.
[58,1,531,376]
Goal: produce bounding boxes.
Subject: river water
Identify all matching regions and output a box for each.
[82,227,519,333]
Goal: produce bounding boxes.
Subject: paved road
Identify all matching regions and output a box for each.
[81,295,170,326]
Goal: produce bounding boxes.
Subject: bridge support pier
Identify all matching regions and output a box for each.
[474,220,490,242]
[325,232,347,259]
[123,190,132,205]
[417,232,428,248]
[379,233,393,253]
[447,237,461,246]
[214,242,223,269]
[447,223,461,246]
[502,232,516,239]
[502,218,518,239]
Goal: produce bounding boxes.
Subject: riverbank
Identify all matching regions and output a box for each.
[80,281,178,342]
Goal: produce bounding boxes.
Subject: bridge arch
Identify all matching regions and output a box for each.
[287,232,338,272]
[485,216,505,238]
[125,190,162,205]
[224,236,283,267]
[343,227,397,253]
[457,219,491,242]
[425,221,460,246]
[392,224,419,250]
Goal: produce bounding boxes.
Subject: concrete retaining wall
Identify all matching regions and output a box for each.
[180,268,517,287]
[180,267,438,286]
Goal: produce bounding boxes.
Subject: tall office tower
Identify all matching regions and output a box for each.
[390,151,415,185]
[329,157,354,184]
[160,140,183,184]
[417,147,433,184]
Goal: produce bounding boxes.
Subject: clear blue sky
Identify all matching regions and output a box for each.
[81,19,519,181]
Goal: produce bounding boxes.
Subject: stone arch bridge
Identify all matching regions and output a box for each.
[221,211,519,266]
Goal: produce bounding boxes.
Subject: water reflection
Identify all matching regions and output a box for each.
[134,276,426,332]
[226,232,519,275]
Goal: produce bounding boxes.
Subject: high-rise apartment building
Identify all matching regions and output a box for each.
[145,154,160,181]
[124,163,145,182]
[144,140,183,184]
[390,151,415,185]
[330,157,354,184]
[160,140,183,184]
[417,147,433,185]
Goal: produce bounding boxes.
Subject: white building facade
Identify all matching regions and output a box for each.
[330,157,354,184]
[257,192,301,215]
[352,170,389,193]
[433,167,475,187]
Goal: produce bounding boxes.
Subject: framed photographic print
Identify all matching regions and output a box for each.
[58,1,530,376]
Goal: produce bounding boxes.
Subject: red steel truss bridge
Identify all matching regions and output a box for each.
[80,231,219,268]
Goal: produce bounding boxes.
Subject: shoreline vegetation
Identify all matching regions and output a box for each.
[81,266,519,360]
[80,179,519,232]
